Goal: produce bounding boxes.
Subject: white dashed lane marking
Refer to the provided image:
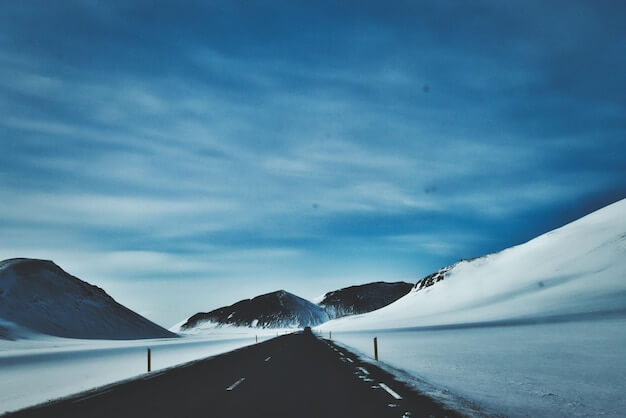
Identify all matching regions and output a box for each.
[264,356,272,362]
[345,357,354,363]
[357,367,369,375]
[226,378,246,391]
[379,383,402,400]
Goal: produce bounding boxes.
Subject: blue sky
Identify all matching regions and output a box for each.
[0,0,624,327]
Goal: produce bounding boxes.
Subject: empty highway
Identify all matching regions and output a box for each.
[3,331,462,418]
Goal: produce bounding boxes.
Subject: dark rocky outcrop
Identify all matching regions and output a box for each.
[318,281,413,319]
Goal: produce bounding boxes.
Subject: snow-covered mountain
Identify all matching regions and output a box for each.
[0,258,177,340]
[177,290,330,331]
[320,198,626,331]
[318,281,413,319]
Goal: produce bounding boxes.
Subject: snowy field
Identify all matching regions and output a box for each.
[317,200,626,417]
[325,314,626,417]
[1,201,623,416]
[0,328,282,415]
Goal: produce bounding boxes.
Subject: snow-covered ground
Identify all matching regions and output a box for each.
[2,200,623,416]
[318,199,626,417]
[322,199,626,331]
[0,327,285,414]
[325,315,626,417]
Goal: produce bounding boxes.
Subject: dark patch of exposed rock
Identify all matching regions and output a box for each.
[319,281,413,319]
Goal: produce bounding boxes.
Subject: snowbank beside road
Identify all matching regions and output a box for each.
[0,330,276,414]
[326,316,626,417]
[318,199,626,417]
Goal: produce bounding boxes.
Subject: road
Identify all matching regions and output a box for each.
[4,331,462,418]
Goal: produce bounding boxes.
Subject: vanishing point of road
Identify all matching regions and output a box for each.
[4,331,462,418]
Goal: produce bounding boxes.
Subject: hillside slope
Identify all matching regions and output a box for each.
[321,198,626,331]
[0,258,177,340]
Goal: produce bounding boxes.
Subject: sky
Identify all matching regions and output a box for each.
[0,0,624,327]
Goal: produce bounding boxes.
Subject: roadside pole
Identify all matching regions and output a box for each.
[374,337,378,361]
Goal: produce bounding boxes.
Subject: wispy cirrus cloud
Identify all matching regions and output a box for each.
[0,0,624,326]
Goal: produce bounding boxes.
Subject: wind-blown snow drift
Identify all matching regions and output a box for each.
[0,258,177,340]
[321,198,626,331]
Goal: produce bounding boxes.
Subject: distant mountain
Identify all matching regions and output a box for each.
[0,258,177,340]
[179,290,329,331]
[318,281,413,319]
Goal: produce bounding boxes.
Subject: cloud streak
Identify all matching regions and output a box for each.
[0,0,624,326]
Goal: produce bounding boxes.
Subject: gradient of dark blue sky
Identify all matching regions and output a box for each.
[1,0,624,326]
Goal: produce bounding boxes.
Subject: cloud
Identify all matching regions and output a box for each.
[385,233,487,257]
[0,0,623,325]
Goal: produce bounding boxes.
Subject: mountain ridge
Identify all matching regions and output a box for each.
[179,289,329,330]
[177,280,417,333]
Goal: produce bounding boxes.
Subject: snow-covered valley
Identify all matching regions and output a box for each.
[1,199,624,417]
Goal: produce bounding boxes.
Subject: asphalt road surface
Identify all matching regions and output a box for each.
[4,331,463,418]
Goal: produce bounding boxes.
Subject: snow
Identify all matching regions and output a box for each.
[326,317,626,417]
[318,199,626,417]
[1,199,623,416]
[0,318,39,341]
[170,318,300,336]
[0,329,275,414]
[311,293,326,304]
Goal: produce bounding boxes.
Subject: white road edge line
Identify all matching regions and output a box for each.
[357,367,369,375]
[226,377,246,391]
[72,389,113,403]
[143,371,166,380]
[264,356,272,362]
[379,383,403,400]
